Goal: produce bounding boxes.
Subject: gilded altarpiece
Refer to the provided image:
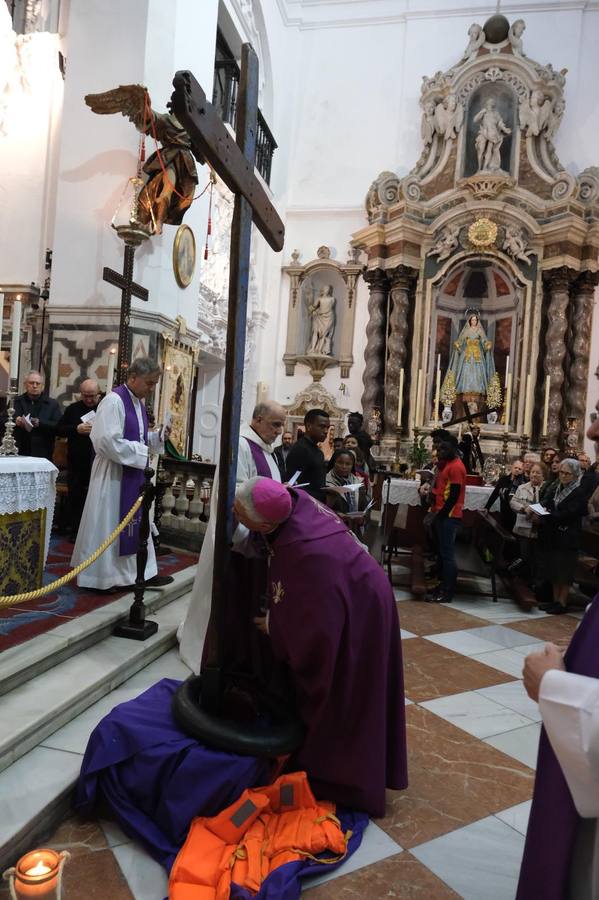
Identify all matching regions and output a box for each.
[355,14,599,454]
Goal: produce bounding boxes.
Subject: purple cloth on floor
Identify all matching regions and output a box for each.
[516,594,599,899]
[76,678,270,870]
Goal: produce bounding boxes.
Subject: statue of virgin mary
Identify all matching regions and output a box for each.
[441,310,496,412]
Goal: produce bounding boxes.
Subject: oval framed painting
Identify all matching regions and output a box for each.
[173,224,196,288]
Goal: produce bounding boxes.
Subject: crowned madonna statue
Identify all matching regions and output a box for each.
[441,310,496,416]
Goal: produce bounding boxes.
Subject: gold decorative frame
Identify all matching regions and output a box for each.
[172,224,196,289]
[158,342,195,456]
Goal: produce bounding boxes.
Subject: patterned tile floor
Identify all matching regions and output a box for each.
[0,585,581,900]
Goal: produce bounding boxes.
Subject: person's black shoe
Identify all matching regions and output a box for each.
[544,602,568,615]
[425,589,452,604]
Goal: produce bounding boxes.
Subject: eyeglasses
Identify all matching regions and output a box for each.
[81,393,99,398]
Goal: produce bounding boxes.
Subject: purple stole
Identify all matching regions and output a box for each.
[244,437,273,478]
[112,384,148,557]
[516,594,599,899]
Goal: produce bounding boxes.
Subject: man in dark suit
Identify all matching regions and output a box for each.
[11,371,61,460]
[273,430,293,479]
[56,379,100,541]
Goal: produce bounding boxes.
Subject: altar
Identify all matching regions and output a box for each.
[0,457,57,594]
[381,476,495,538]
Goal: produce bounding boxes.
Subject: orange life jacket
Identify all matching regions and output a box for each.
[168,771,351,899]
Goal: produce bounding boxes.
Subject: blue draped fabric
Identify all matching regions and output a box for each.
[445,323,496,396]
[76,678,369,899]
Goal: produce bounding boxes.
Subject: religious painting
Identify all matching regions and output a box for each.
[173,224,196,288]
[158,343,195,456]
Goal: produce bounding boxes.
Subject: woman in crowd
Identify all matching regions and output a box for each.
[540,454,561,503]
[343,435,370,492]
[535,458,587,615]
[324,448,367,533]
[510,462,546,588]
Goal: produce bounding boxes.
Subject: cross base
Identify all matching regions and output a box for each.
[113,619,159,641]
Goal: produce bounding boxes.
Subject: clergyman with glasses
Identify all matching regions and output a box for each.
[56,379,101,541]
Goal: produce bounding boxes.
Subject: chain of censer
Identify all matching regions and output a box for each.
[0,494,145,608]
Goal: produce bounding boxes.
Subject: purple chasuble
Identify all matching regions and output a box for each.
[113,384,148,556]
[267,490,408,818]
[516,594,599,899]
[244,436,274,478]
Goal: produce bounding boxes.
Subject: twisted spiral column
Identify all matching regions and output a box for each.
[361,268,389,422]
[568,271,598,442]
[384,267,413,437]
[543,267,573,444]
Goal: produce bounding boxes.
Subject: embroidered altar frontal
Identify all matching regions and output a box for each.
[0,508,46,595]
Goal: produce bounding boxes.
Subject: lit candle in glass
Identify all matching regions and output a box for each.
[542,374,550,435]
[397,367,404,427]
[105,347,117,393]
[414,368,423,428]
[9,297,22,383]
[523,373,532,433]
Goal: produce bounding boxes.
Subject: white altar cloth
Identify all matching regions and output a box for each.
[0,456,58,564]
[382,478,494,511]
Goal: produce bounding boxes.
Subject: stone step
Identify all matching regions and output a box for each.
[0,584,193,777]
[0,566,194,698]
[0,608,192,872]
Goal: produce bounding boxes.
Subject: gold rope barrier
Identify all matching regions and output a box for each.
[0,494,145,608]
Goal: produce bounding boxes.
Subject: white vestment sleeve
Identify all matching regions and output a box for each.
[90,394,148,470]
[539,669,599,817]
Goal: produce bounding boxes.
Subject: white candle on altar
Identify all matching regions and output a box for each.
[414,368,423,428]
[9,299,22,382]
[434,354,441,425]
[504,371,512,432]
[397,367,404,427]
[523,373,533,433]
[542,374,550,435]
[106,348,116,393]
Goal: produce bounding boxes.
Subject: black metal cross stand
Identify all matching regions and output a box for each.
[170,47,284,715]
[103,245,149,386]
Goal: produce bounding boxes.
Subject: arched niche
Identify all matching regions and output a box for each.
[426,258,523,428]
[462,83,517,178]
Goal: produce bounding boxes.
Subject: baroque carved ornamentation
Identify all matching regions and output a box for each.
[543,268,573,442]
[385,267,414,436]
[568,272,599,441]
[365,171,401,224]
[361,269,389,423]
[428,224,461,260]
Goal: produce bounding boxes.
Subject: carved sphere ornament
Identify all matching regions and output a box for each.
[467,218,498,248]
[483,15,510,43]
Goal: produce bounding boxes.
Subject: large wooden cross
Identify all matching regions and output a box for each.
[103,245,149,385]
[170,46,284,711]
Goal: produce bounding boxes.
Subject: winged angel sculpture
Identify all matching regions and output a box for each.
[85,84,198,234]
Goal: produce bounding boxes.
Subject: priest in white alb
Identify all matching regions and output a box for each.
[71,357,173,591]
[177,400,286,672]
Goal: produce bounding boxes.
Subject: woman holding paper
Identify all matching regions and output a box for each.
[325,449,367,533]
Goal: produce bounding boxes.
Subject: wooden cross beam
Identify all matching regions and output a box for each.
[170,47,285,712]
[103,244,149,385]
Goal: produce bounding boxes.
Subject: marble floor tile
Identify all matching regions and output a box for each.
[64,847,135,900]
[378,706,534,849]
[100,819,133,849]
[485,723,542,769]
[301,821,402,890]
[471,648,530,678]
[507,614,580,645]
[394,589,414,601]
[465,624,544,650]
[424,629,502,656]
[395,601,489,637]
[112,841,168,900]
[401,629,417,640]
[411,815,526,900]
[476,681,542,722]
[117,647,191,689]
[41,685,142,754]
[304,851,461,898]
[449,597,543,624]
[420,691,536,739]
[509,641,549,658]
[494,800,532,836]
[402,638,516,702]
[43,815,108,857]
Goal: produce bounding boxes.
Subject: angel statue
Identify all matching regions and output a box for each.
[434,94,464,141]
[429,224,460,262]
[462,23,485,60]
[85,84,198,234]
[503,224,533,265]
[441,310,496,415]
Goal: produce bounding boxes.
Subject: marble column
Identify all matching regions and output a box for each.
[361,268,389,423]
[543,267,573,444]
[568,271,599,442]
[384,266,413,437]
